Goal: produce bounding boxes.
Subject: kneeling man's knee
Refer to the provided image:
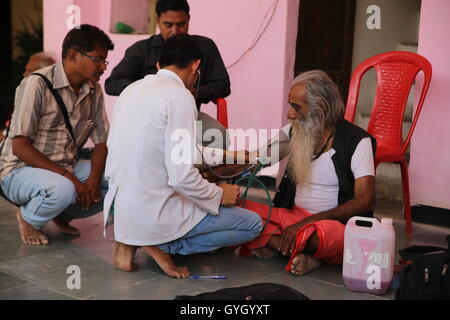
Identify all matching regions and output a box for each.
[248,212,263,236]
[50,178,76,209]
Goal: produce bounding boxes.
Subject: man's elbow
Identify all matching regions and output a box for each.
[11,143,19,157]
[357,193,375,214]
[221,84,231,98]
[104,78,117,96]
[363,195,375,213]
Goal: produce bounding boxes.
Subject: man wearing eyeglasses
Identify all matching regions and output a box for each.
[105,0,230,149]
[0,24,114,246]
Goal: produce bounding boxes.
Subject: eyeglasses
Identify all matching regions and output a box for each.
[80,52,109,66]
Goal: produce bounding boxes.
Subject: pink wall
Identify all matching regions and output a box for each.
[43,0,299,135]
[409,0,450,209]
[42,0,450,209]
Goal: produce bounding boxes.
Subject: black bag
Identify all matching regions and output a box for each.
[175,283,310,300]
[395,235,450,300]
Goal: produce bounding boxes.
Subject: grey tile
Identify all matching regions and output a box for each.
[246,271,387,300]
[0,283,75,300]
[88,275,206,300]
[44,212,116,262]
[0,271,28,290]
[0,195,445,300]
[303,263,345,286]
[0,246,160,299]
[0,201,76,264]
[144,249,280,290]
[239,253,396,299]
[0,223,73,264]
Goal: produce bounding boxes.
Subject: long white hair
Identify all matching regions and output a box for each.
[288,70,345,185]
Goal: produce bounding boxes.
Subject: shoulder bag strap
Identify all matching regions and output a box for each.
[31,73,77,145]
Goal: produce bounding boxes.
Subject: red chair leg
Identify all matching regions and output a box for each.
[399,159,413,235]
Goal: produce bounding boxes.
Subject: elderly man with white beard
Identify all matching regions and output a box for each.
[239,70,376,276]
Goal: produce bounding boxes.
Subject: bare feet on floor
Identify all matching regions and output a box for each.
[52,216,80,236]
[254,247,278,259]
[16,209,49,245]
[142,246,190,279]
[290,253,322,276]
[113,241,139,272]
[254,234,280,259]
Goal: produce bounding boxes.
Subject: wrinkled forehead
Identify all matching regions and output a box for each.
[289,82,306,102]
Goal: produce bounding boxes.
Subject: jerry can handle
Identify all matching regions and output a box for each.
[347,216,379,228]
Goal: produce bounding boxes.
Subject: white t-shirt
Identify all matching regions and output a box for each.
[294,137,374,214]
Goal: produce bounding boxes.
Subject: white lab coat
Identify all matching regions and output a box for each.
[103,69,223,246]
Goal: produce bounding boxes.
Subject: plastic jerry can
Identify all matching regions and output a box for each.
[343,216,395,294]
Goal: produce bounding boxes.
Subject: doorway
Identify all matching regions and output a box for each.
[0,0,43,133]
[294,0,356,103]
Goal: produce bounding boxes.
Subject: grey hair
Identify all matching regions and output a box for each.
[292,70,345,131]
[30,52,56,68]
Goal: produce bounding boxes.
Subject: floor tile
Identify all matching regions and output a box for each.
[0,194,448,300]
[245,271,387,300]
[0,246,160,299]
[88,275,206,300]
[0,283,75,300]
[0,216,73,264]
[0,271,28,290]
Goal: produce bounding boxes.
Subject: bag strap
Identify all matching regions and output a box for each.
[0,124,9,157]
[31,73,77,144]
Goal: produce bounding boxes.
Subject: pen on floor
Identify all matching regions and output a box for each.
[189,275,227,279]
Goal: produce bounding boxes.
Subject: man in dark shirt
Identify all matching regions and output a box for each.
[105,0,230,148]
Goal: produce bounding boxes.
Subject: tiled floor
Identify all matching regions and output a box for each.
[0,189,448,300]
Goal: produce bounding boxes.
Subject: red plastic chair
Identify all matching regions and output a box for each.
[344,51,432,235]
[215,98,228,129]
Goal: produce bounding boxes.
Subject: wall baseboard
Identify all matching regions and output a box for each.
[411,205,450,228]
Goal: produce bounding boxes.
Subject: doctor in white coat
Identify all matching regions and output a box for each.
[103,34,262,279]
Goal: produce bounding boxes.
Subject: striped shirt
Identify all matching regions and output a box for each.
[0,62,109,180]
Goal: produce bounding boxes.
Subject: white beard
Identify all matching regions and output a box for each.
[287,115,322,186]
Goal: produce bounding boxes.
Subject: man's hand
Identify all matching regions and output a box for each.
[84,175,101,206]
[65,173,92,211]
[279,221,304,256]
[219,184,240,206]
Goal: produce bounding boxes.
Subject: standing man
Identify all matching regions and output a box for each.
[0,24,114,245]
[104,34,261,279]
[105,0,230,148]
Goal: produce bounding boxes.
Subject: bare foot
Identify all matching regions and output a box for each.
[113,241,139,272]
[16,209,49,245]
[52,216,80,236]
[290,254,322,276]
[142,246,190,279]
[254,234,281,258]
[254,247,278,259]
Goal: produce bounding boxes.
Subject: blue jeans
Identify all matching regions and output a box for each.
[157,206,262,255]
[0,161,108,230]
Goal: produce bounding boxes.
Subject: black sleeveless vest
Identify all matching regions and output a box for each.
[272,118,376,217]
